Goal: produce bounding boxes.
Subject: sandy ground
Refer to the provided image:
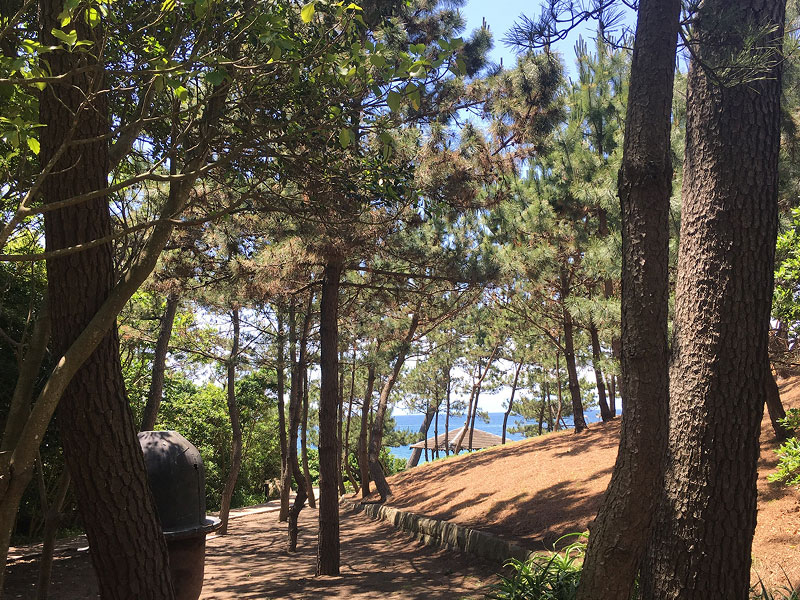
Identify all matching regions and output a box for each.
[5,378,800,596]
[3,501,498,599]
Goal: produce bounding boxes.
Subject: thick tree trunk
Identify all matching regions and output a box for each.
[218,308,242,535]
[275,308,291,522]
[561,308,587,432]
[640,2,784,596]
[589,321,613,422]
[502,362,523,444]
[358,363,376,498]
[38,0,174,595]
[317,259,344,576]
[368,313,420,500]
[140,293,179,431]
[576,2,679,597]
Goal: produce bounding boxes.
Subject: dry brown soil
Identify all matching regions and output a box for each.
[5,378,800,597]
[367,377,800,589]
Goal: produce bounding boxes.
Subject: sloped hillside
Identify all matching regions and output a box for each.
[374,378,800,588]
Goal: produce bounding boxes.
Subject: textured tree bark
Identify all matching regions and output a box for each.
[218,308,242,535]
[502,361,523,444]
[368,313,420,500]
[140,293,179,431]
[640,1,784,596]
[561,307,587,432]
[317,259,343,575]
[589,322,613,421]
[576,3,680,597]
[358,363,376,497]
[38,0,175,596]
[337,368,347,495]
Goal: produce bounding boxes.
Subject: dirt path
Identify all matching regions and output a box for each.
[3,501,499,599]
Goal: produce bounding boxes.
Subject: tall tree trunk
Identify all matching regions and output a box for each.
[444,373,451,455]
[608,374,617,417]
[434,390,440,459]
[502,362,523,444]
[468,345,501,450]
[358,363,376,498]
[286,302,308,552]
[589,321,613,422]
[368,313,420,500]
[218,308,242,535]
[299,311,315,509]
[343,345,358,491]
[37,0,174,595]
[140,293,180,431]
[561,308,587,432]
[337,367,347,496]
[406,400,438,468]
[640,2,784,596]
[577,2,679,597]
[765,367,791,442]
[276,307,291,522]
[36,469,70,600]
[317,259,344,576]
[538,384,547,435]
[555,352,564,432]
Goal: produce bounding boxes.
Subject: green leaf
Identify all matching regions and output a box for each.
[339,127,352,148]
[85,7,101,27]
[345,3,362,10]
[50,28,78,47]
[370,54,386,68]
[204,68,227,86]
[456,57,466,75]
[300,2,316,23]
[26,137,40,155]
[174,86,189,101]
[386,90,401,112]
[161,0,176,11]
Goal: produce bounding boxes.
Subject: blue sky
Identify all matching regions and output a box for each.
[458,0,637,79]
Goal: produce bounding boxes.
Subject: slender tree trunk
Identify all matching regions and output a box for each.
[358,363,376,498]
[317,259,344,576]
[555,353,564,432]
[765,368,791,442]
[641,2,784,596]
[140,293,179,431]
[502,362,523,444]
[577,2,679,596]
[286,301,308,552]
[445,373,451,455]
[538,384,547,436]
[434,389,440,459]
[299,310,315,509]
[343,346,358,491]
[546,381,554,432]
[37,0,174,594]
[608,374,617,417]
[218,308,242,535]
[368,313,420,500]
[276,308,291,522]
[589,321,613,421]
[337,367,347,496]
[36,469,70,600]
[562,307,587,432]
[406,400,438,468]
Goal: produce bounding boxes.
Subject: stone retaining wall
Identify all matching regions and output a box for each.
[341,498,531,566]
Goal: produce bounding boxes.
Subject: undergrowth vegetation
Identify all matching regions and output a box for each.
[769,409,800,488]
[485,533,798,600]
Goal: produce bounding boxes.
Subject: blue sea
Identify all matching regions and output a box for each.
[388,408,605,464]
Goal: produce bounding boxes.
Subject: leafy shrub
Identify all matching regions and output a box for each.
[769,409,800,488]
[486,533,586,600]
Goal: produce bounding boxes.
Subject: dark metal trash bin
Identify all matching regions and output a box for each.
[138,431,221,600]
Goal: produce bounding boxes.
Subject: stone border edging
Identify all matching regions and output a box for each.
[341,498,531,566]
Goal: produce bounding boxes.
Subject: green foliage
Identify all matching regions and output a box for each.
[486,533,587,600]
[769,409,800,488]
[750,572,800,600]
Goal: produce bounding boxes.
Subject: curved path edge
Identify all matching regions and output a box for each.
[341,498,532,566]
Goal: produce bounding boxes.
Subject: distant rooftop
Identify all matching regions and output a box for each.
[409,426,503,451]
